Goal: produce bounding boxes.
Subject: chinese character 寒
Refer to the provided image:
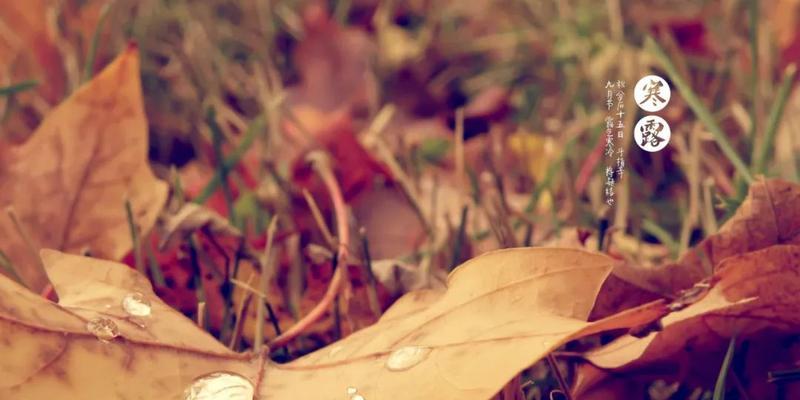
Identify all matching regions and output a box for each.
[639,79,666,107]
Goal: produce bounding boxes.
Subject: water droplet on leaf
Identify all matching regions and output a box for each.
[385,345,431,371]
[347,386,365,400]
[86,317,119,341]
[183,372,254,400]
[122,292,152,317]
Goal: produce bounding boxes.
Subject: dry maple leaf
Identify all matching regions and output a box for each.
[571,180,800,398]
[0,247,663,399]
[0,249,262,400]
[575,244,800,398]
[0,0,66,104]
[0,44,168,292]
[259,247,665,400]
[609,178,800,296]
[1,0,110,139]
[539,228,666,320]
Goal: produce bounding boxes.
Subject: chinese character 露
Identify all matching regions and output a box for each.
[639,118,666,148]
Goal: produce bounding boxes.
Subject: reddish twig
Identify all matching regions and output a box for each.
[574,133,605,196]
[40,283,55,300]
[268,151,349,348]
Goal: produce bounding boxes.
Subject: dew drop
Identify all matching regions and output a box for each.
[183,372,254,400]
[385,345,431,371]
[86,317,119,341]
[122,292,152,317]
[347,387,365,400]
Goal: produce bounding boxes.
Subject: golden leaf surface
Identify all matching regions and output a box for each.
[0,250,261,400]
[260,247,663,400]
[0,44,168,291]
[0,247,663,399]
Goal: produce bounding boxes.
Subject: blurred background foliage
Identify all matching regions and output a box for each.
[2,1,800,397]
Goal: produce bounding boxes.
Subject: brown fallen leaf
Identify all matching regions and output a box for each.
[259,247,664,399]
[0,247,664,399]
[575,244,800,398]
[605,178,800,297]
[0,0,66,104]
[0,44,168,291]
[540,228,667,320]
[288,3,377,114]
[0,0,111,140]
[0,249,261,399]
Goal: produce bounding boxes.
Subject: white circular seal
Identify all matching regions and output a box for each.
[633,115,671,152]
[634,75,671,112]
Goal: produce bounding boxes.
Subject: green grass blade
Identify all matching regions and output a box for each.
[193,115,265,204]
[333,0,352,24]
[645,36,753,183]
[748,0,759,146]
[713,336,737,400]
[124,198,146,276]
[752,63,797,175]
[83,2,113,82]
[642,218,679,259]
[0,250,24,286]
[145,242,165,287]
[206,107,236,222]
[0,80,38,97]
